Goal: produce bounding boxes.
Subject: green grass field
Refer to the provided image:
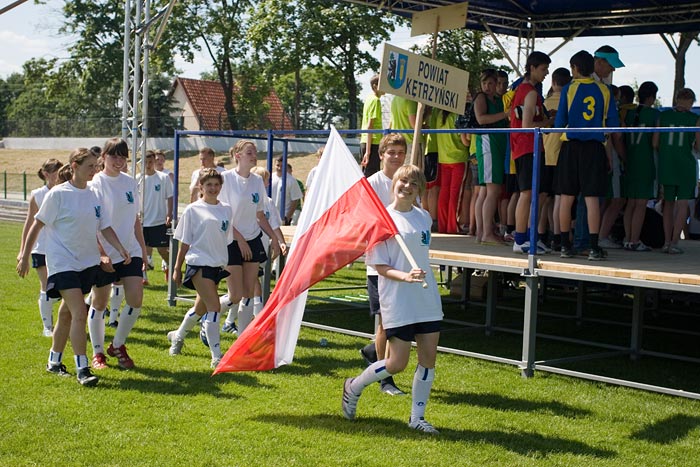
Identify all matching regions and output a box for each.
[1,220,699,466]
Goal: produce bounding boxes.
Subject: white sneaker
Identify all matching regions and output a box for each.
[210,357,221,369]
[167,331,184,356]
[513,241,529,254]
[408,417,439,434]
[42,327,53,337]
[513,241,547,255]
[342,378,360,420]
[598,237,622,249]
[536,239,552,254]
[628,241,652,252]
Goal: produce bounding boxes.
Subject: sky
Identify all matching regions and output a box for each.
[1,0,699,107]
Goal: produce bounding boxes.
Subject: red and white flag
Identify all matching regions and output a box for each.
[213,127,398,373]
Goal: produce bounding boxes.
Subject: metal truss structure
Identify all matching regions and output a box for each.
[343,1,700,38]
[121,0,177,176]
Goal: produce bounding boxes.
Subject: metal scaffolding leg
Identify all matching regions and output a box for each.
[576,281,586,324]
[520,274,539,378]
[485,271,497,336]
[630,287,644,360]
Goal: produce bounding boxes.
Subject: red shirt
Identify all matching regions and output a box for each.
[509,82,544,160]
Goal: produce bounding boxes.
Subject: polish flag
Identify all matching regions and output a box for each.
[213,127,398,373]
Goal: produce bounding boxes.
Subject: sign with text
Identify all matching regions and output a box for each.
[378,43,469,114]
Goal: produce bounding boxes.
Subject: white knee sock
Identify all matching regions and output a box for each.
[350,360,392,395]
[410,364,435,421]
[87,307,107,354]
[253,296,263,316]
[238,298,253,332]
[38,291,54,331]
[202,311,222,359]
[113,305,141,348]
[222,294,239,325]
[175,307,199,340]
[109,285,124,323]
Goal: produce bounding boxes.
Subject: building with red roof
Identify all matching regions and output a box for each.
[169,77,294,132]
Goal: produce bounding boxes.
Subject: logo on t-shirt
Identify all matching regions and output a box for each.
[155,184,161,192]
[125,191,134,203]
[252,193,260,204]
[221,220,229,232]
[95,206,102,218]
[421,230,430,246]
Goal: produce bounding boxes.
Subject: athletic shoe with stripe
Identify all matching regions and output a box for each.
[107,343,134,369]
[46,363,71,377]
[342,378,359,420]
[91,353,108,370]
[167,331,184,356]
[408,417,439,434]
[77,368,99,387]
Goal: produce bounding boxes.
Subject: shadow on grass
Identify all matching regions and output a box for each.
[102,365,274,396]
[630,414,700,444]
[295,337,363,351]
[251,413,616,458]
[274,354,366,377]
[434,390,591,417]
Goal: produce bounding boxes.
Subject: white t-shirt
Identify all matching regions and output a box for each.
[365,206,443,330]
[271,172,302,218]
[91,172,143,262]
[259,195,282,251]
[139,171,174,227]
[219,169,265,241]
[35,181,111,276]
[305,166,319,195]
[174,199,232,268]
[365,171,394,276]
[189,166,225,191]
[30,185,49,255]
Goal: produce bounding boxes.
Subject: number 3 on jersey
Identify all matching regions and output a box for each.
[582,96,596,121]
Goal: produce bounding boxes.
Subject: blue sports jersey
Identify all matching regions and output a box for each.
[555,77,619,142]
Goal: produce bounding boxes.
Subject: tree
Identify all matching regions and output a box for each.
[249,0,403,130]
[59,0,179,135]
[0,73,24,136]
[661,32,700,104]
[411,29,509,96]
[273,65,350,129]
[166,0,254,130]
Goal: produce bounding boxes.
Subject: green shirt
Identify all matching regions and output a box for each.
[361,94,383,145]
[433,110,468,164]
[657,109,699,186]
[390,96,418,144]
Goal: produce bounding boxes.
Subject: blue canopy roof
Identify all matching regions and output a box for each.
[344,1,700,37]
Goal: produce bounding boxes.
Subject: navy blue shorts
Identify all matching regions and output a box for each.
[367,275,380,316]
[227,234,268,266]
[95,257,144,287]
[385,320,441,342]
[182,265,229,290]
[46,265,101,299]
[31,253,46,268]
[143,224,169,247]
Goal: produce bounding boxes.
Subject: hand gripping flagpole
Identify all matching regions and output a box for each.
[392,234,429,289]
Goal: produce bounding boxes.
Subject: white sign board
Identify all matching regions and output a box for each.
[378,43,469,114]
